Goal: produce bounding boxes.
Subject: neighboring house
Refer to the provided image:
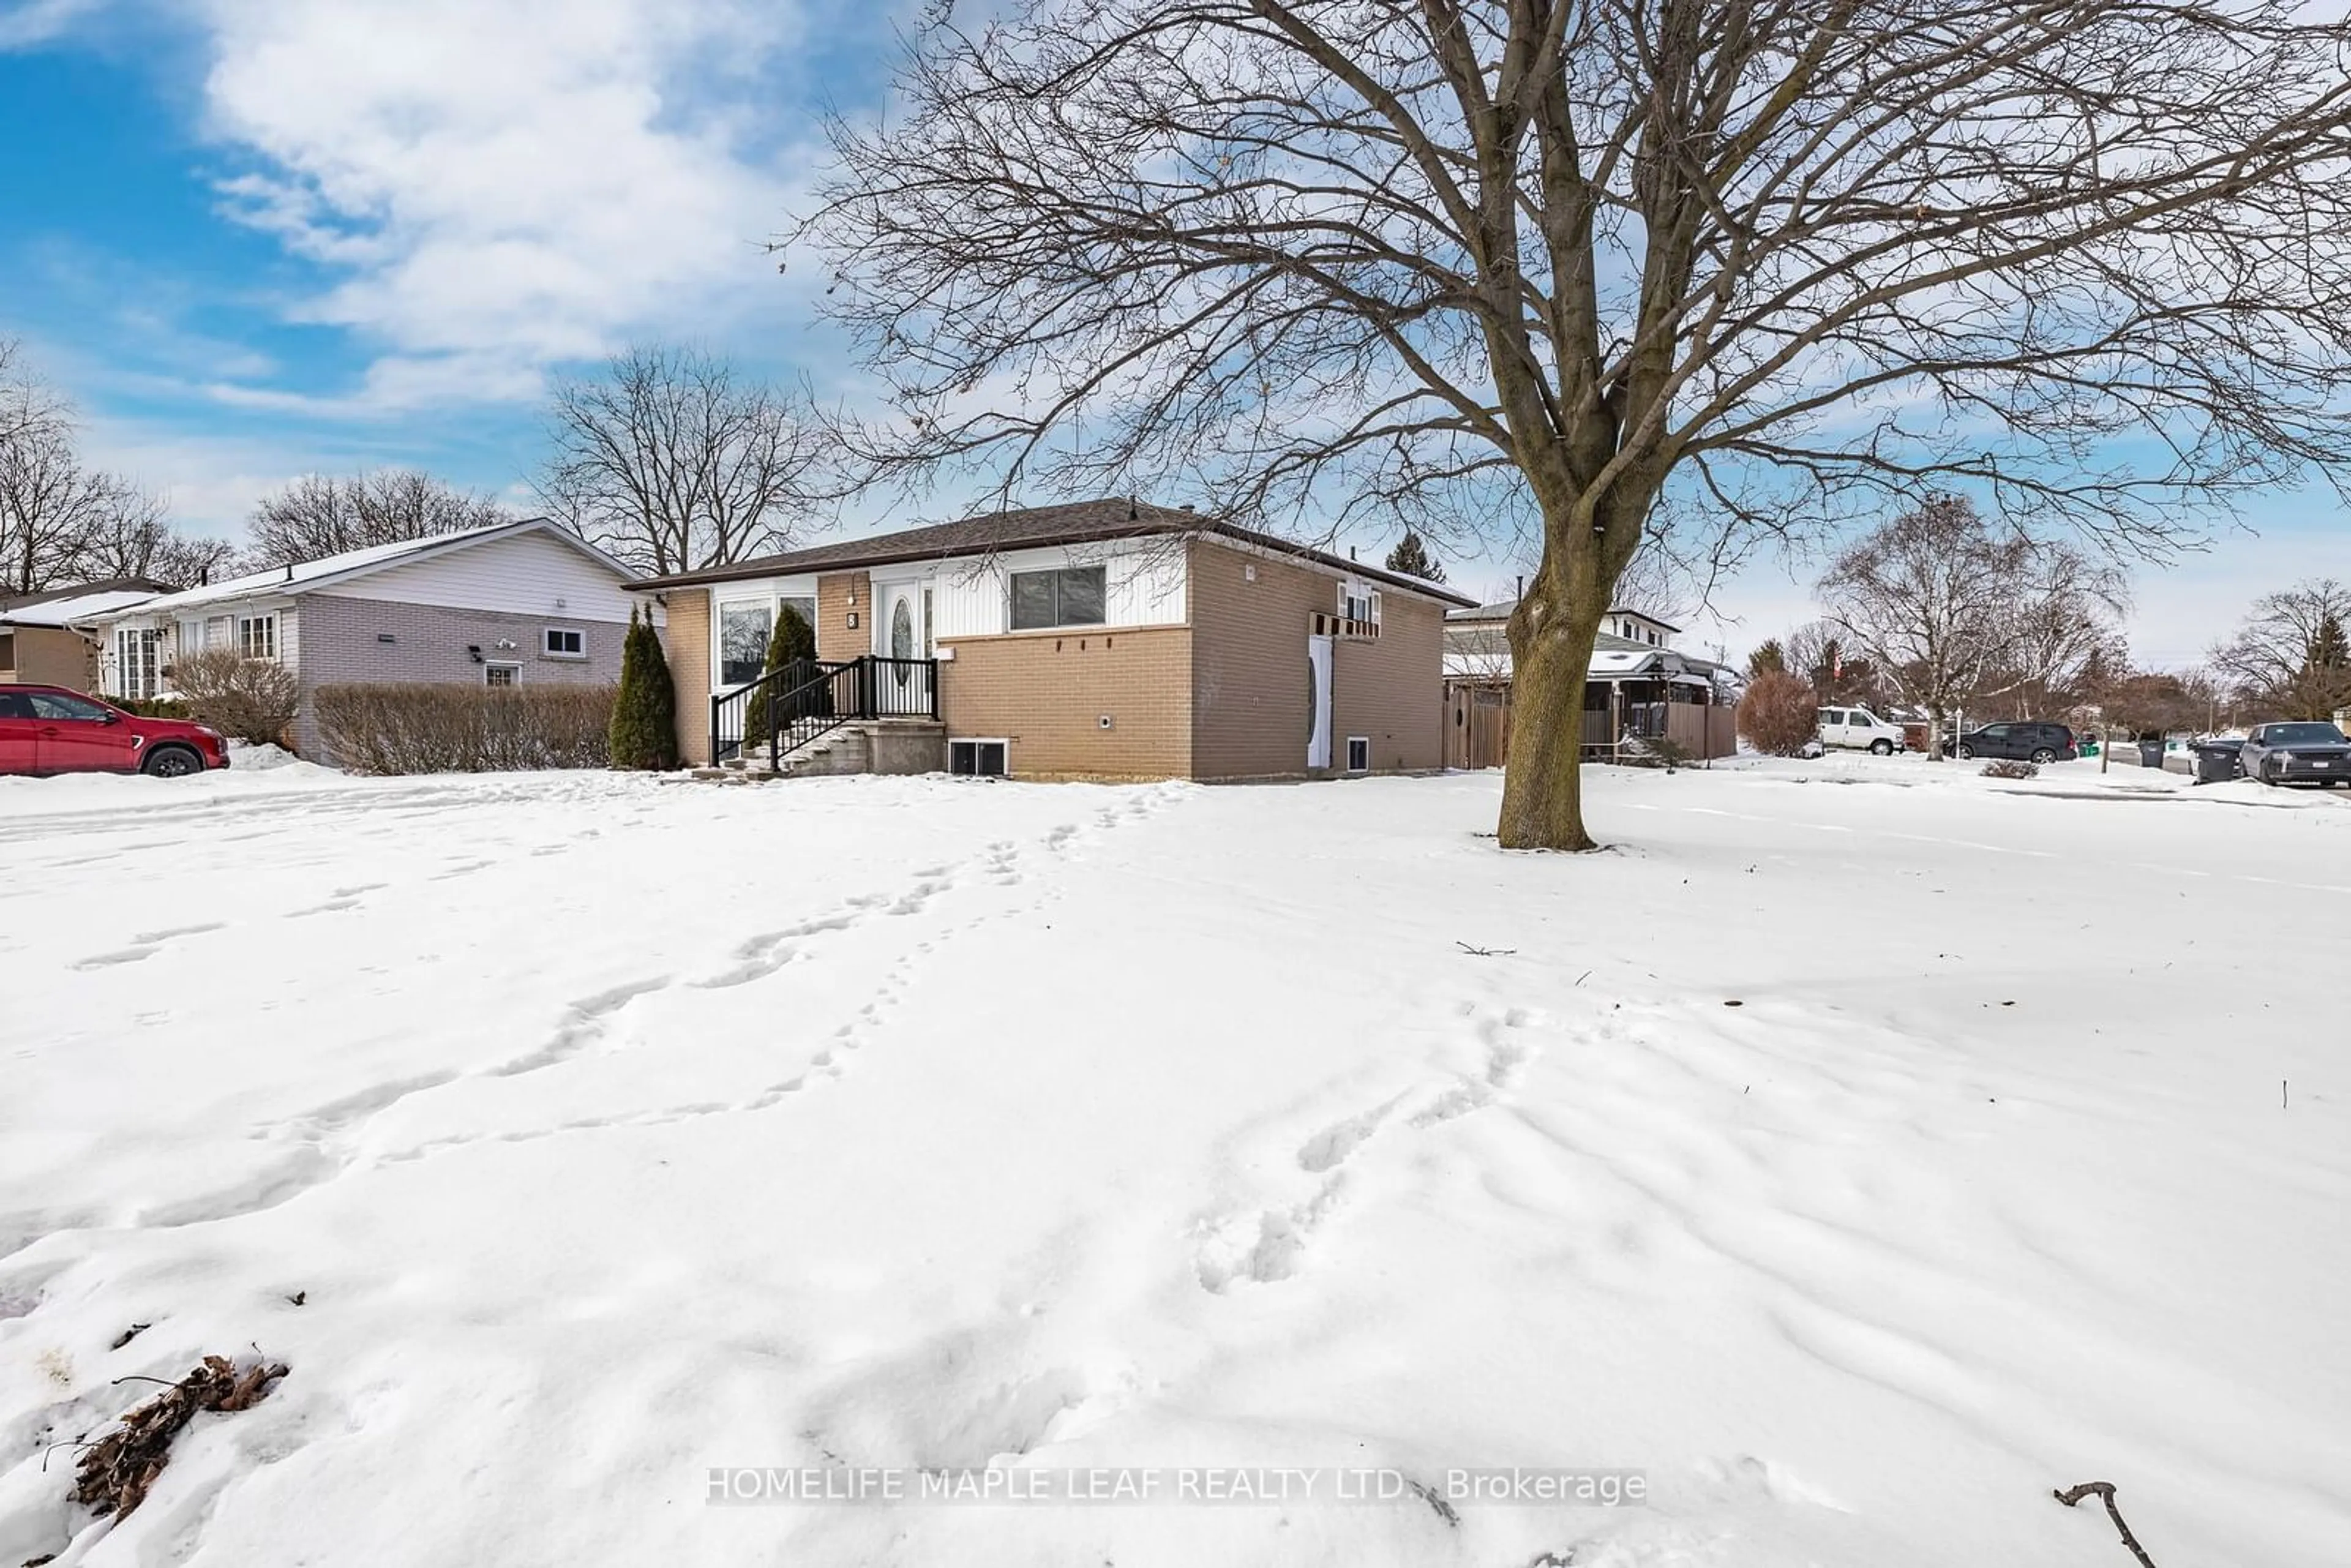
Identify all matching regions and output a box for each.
[1442,600,1736,768]
[81,520,651,760]
[0,580,177,694]
[635,498,1474,781]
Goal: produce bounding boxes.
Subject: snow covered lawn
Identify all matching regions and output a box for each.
[2,760,2345,1567]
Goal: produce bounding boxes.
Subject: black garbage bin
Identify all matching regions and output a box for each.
[2138,740,2165,768]
[2192,743,2240,785]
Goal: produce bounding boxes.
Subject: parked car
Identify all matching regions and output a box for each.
[1817,706,1908,754]
[2239,721,2351,787]
[0,685,228,777]
[1943,721,2078,763]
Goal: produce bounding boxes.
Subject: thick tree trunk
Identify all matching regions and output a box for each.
[1497,582,1609,850]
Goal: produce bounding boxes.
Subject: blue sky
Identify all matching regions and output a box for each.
[4,0,2347,667]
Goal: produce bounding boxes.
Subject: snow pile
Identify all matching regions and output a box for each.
[223,740,333,775]
[0,768,2345,1567]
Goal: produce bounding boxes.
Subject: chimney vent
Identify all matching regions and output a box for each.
[1515,574,1524,599]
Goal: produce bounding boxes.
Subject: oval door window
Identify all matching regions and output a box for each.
[890,598,914,687]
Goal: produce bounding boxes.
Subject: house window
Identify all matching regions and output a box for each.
[1008,566,1106,630]
[950,738,1008,777]
[0,631,12,672]
[238,614,278,661]
[718,601,772,685]
[484,663,520,688]
[1346,736,1371,773]
[543,627,586,659]
[115,628,159,699]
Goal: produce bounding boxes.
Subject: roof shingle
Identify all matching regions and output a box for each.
[633,498,1475,606]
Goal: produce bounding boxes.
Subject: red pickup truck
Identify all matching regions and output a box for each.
[0,685,230,777]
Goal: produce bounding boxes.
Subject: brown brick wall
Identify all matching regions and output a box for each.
[1188,539,1444,779]
[1,626,100,691]
[816,572,872,662]
[938,625,1192,779]
[664,588,712,765]
[1333,587,1444,773]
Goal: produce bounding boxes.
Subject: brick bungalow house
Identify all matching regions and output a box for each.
[82,519,650,759]
[636,500,1474,780]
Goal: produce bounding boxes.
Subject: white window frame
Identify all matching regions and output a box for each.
[484,662,522,688]
[114,627,160,700]
[542,626,586,660]
[1345,735,1371,773]
[950,737,1010,778]
[713,591,818,691]
[237,613,279,662]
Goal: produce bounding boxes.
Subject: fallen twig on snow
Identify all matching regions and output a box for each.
[2053,1480,2160,1568]
[73,1355,287,1520]
[1403,1477,1460,1527]
[1455,941,1517,957]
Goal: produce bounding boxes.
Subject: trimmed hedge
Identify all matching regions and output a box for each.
[118,697,193,720]
[314,683,617,775]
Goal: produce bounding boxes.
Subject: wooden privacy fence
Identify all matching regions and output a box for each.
[1445,683,1512,770]
[1445,684,1735,769]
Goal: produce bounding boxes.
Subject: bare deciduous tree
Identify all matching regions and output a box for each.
[245,470,512,571]
[77,500,240,588]
[1992,543,2131,720]
[1819,496,2114,751]
[1,342,103,595]
[2094,661,2234,740]
[1785,620,1885,710]
[803,0,2351,847]
[536,344,828,577]
[2212,579,2351,719]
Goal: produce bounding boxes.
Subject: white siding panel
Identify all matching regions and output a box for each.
[922,540,1187,637]
[309,529,652,625]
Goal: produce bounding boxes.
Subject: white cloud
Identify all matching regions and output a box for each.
[0,0,103,48]
[193,0,819,411]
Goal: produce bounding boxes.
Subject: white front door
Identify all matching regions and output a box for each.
[874,580,936,716]
[876,582,928,660]
[1307,634,1333,770]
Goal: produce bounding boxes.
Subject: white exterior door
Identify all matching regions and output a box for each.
[1307,633,1333,770]
[874,579,936,716]
[876,581,926,661]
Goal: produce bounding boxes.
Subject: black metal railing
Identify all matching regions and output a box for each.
[710,655,940,767]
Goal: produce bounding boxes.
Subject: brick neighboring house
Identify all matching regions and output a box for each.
[636,499,1475,781]
[1,580,176,693]
[81,520,651,760]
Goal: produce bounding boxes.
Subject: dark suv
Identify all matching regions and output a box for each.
[2240,721,2351,786]
[1945,721,2077,764]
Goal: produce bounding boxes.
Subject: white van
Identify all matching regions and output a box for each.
[1817,706,1908,755]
